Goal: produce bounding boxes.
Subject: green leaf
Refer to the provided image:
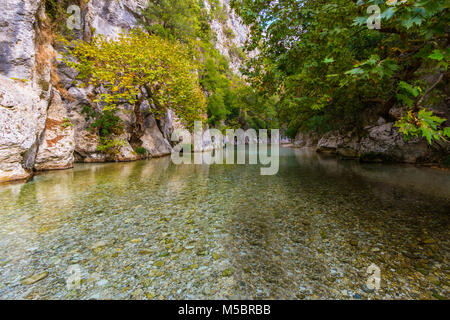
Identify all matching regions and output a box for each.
[443,127,450,137]
[381,7,396,20]
[402,16,423,29]
[345,67,364,75]
[428,50,444,61]
[352,16,367,26]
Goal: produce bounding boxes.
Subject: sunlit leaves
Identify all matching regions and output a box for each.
[396,109,449,144]
[428,50,444,61]
[396,81,421,107]
[63,30,206,128]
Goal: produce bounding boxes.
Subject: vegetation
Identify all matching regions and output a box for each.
[140,0,206,44]
[140,0,278,130]
[57,0,279,151]
[231,0,449,143]
[63,30,206,151]
[58,0,449,153]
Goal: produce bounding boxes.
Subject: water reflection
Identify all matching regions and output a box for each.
[0,147,448,299]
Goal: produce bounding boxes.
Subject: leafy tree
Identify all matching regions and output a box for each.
[62,29,207,152]
[140,0,206,44]
[207,91,228,125]
[232,0,449,143]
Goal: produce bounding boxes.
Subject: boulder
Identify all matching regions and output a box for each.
[316,131,342,154]
[293,132,319,148]
[359,123,429,163]
[140,114,172,157]
[0,76,48,182]
[34,90,75,170]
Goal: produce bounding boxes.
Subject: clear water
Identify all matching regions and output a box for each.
[0,147,449,299]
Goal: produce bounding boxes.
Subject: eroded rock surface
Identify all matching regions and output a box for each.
[0,76,48,182]
[34,90,75,171]
[298,121,443,163]
[140,114,173,158]
[0,0,40,79]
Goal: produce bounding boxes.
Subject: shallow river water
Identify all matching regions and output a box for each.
[0,147,449,300]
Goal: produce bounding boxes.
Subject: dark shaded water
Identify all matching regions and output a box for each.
[0,147,449,299]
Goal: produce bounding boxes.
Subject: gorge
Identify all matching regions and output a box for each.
[0,0,449,301]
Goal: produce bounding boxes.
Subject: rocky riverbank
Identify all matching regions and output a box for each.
[293,119,449,166]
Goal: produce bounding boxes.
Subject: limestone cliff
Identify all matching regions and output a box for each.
[0,0,249,182]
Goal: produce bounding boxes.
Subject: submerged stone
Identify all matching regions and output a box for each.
[21,272,49,285]
[222,268,234,277]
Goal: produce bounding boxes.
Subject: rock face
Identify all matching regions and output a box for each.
[358,123,430,163]
[83,0,148,39]
[0,0,250,182]
[293,132,319,148]
[298,121,443,163]
[204,0,251,74]
[34,90,75,170]
[140,114,173,158]
[0,76,48,182]
[0,0,41,79]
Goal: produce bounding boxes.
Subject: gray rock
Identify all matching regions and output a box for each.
[359,123,429,163]
[293,132,319,148]
[140,114,172,157]
[84,0,147,39]
[0,76,48,182]
[316,131,342,154]
[34,90,75,171]
[314,123,434,163]
[0,0,40,79]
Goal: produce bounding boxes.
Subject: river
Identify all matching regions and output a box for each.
[0,147,448,299]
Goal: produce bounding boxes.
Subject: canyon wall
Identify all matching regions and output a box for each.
[0,0,249,182]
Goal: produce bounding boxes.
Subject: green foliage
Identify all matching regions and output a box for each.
[396,109,450,144]
[61,118,74,129]
[135,147,148,155]
[96,137,125,155]
[140,1,265,130]
[223,26,235,39]
[63,29,207,153]
[229,45,245,60]
[44,0,82,38]
[210,0,229,23]
[397,81,421,107]
[85,109,122,137]
[207,91,228,125]
[63,30,206,128]
[141,0,207,44]
[231,0,449,143]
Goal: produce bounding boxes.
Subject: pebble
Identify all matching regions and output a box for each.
[0,149,448,300]
[21,272,49,285]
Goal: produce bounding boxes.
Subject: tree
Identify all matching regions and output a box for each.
[63,30,206,139]
[232,0,449,143]
[140,0,206,43]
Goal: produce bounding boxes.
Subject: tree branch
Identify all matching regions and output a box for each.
[414,73,445,111]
